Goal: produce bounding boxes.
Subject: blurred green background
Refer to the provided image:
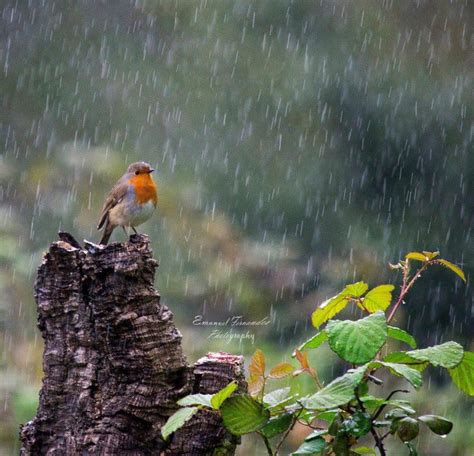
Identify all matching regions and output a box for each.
[0,1,472,454]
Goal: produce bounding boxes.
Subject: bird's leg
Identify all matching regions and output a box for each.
[122,226,128,235]
[132,226,138,234]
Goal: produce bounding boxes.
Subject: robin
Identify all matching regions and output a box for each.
[97,161,158,245]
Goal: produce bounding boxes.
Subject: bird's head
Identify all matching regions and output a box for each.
[127,162,155,176]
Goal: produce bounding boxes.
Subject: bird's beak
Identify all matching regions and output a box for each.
[149,168,155,173]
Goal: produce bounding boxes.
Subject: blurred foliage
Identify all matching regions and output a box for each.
[0,0,472,454]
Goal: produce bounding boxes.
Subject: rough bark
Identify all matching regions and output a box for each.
[20,233,244,455]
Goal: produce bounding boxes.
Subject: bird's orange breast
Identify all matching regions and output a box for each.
[128,174,158,205]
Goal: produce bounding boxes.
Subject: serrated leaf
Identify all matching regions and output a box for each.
[296,330,328,353]
[437,259,466,282]
[387,326,417,349]
[301,366,366,410]
[406,252,428,262]
[249,349,266,377]
[311,282,368,328]
[162,407,199,440]
[369,361,422,389]
[211,381,238,409]
[418,415,453,436]
[268,362,294,379]
[177,394,212,408]
[220,394,269,435]
[263,387,292,408]
[260,413,293,438]
[448,351,474,395]
[383,352,428,371]
[326,312,387,364]
[405,341,464,369]
[361,285,395,312]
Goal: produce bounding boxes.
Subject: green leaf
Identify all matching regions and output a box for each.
[396,417,419,442]
[301,366,366,410]
[260,413,293,438]
[405,252,428,262]
[341,410,371,437]
[448,351,474,396]
[296,330,328,353]
[362,285,395,312]
[220,395,270,435]
[369,361,422,388]
[211,381,238,409]
[344,282,370,296]
[263,387,292,409]
[177,394,212,408]
[437,259,466,282]
[291,437,325,455]
[387,326,417,349]
[383,352,428,371]
[353,446,377,455]
[418,415,453,436]
[405,442,418,455]
[162,407,199,440]
[405,341,464,369]
[311,282,368,328]
[326,312,387,364]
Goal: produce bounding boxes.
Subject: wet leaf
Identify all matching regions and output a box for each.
[291,436,326,455]
[387,326,417,349]
[405,341,464,369]
[220,395,270,435]
[418,415,453,435]
[396,417,419,442]
[369,361,422,388]
[301,366,366,410]
[448,351,474,396]
[260,413,293,438]
[326,312,387,364]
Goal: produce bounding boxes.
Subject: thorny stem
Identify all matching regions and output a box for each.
[387,262,430,323]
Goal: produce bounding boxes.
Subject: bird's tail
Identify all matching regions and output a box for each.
[99,221,115,245]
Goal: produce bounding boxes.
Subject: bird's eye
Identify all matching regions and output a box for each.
[135,170,139,175]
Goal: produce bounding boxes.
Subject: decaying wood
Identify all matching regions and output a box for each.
[20,233,244,455]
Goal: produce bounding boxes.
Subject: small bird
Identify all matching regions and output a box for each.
[97,161,158,245]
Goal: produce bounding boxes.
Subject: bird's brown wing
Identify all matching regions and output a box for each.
[97,179,129,230]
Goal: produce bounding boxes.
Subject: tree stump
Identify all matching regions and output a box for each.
[20,233,245,455]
